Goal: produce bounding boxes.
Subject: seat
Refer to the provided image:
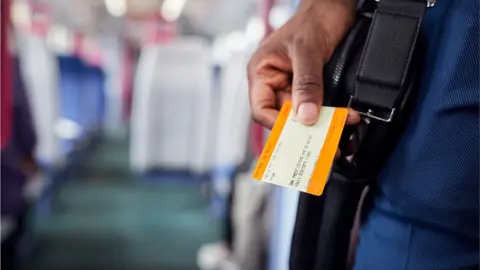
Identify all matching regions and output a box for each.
[130,37,214,174]
[19,35,64,167]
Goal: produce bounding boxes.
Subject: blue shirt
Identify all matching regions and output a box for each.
[354,0,479,269]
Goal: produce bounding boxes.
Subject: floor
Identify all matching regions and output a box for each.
[23,138,221,270]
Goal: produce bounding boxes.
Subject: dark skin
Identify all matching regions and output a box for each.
[247,0,364,262]
[248,0,361,142]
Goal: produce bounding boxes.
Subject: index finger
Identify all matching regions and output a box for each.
[249,80,279,129]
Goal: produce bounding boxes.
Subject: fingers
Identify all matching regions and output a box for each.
[248,54,292,129]
[275,89,292,110]
[346,109,361,125]
[249,80,278,129]
[249,76,291,129]
[335,148,342,159]
[337,109,361,158]
[290,36,326,126]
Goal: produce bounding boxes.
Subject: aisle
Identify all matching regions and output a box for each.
[24,139,220,270]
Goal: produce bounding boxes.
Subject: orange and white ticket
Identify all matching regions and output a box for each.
[252,101,348,196]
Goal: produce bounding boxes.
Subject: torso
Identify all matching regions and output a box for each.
[355,0,479,269]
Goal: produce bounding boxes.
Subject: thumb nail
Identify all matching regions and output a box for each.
[297,102,318,125]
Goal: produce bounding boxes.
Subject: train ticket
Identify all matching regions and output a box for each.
[252,101,348,196]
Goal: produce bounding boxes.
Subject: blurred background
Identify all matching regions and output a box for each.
[1,0,301,269]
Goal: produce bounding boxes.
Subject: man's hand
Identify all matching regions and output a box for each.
[248,0,359,129]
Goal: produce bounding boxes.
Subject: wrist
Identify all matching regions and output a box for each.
[298,0,356,29]
[298,0,356,15]
[294,0,357,58]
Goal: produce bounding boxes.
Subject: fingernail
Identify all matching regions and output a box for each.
[297,102,318,125]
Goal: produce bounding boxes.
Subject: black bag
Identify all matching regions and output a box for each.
[289,0,434,269]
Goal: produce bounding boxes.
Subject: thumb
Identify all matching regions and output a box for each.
[291,41,325,126]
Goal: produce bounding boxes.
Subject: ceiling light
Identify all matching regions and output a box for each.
[161,0,188,22]
[11,0,31,28]
[245,17,265,43]
[269,5,291,29]
[46,24,72,53]
[105,0,127,17]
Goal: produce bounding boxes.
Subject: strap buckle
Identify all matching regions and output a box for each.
[348,95,396,123]
[358,108,395,123]
[374,0,436,8]
[426,0,436,7]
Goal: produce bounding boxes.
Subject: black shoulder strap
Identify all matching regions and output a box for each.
[315,1,430,269]
[290,1,432,270]
[350,0,427,122]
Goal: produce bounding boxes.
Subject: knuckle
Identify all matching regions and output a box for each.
[251,110,264,125]
[292,31,331,62]
[250,101,270,127]
[291,26,319,48]
[293,89,320,104]
[292,34,309,47]
[251,113,262,125]
[247,57,256,73]
[247,53,265,77]
[294,74,323,92]
[247,57,263,88]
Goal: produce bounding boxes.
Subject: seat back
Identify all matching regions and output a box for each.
[130,37,214,174]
